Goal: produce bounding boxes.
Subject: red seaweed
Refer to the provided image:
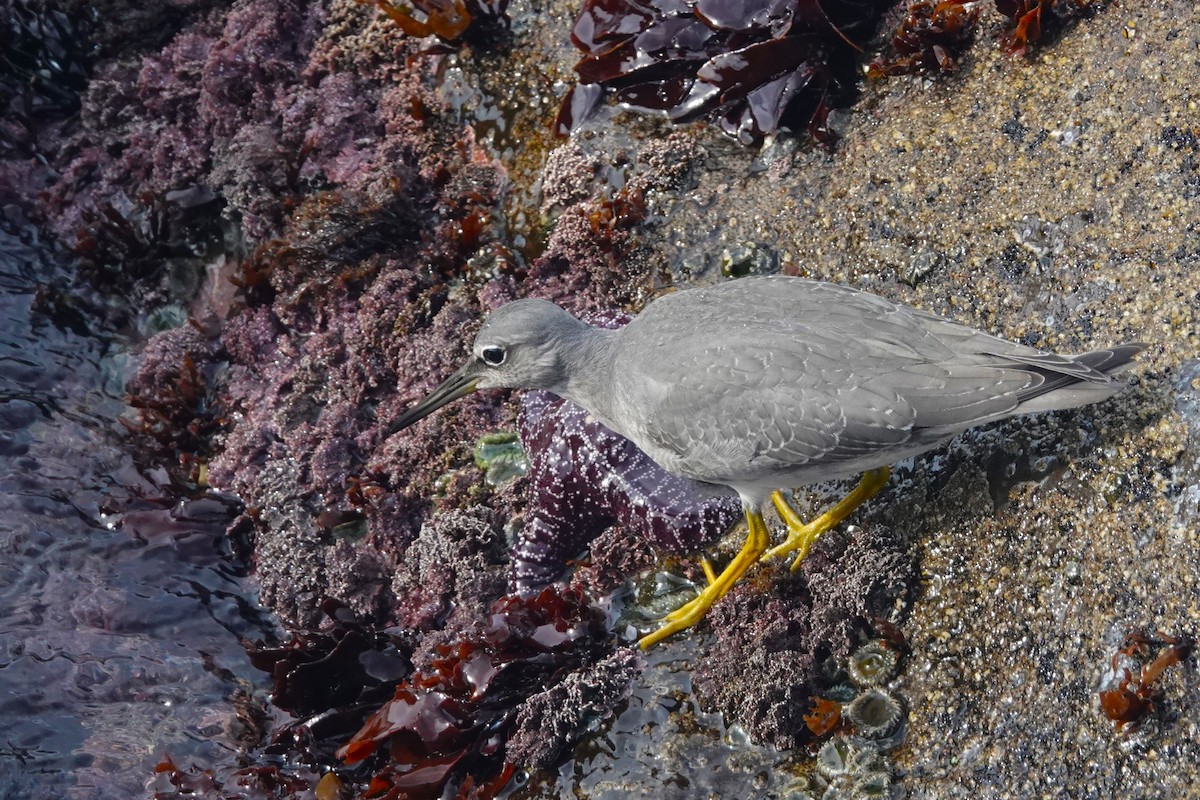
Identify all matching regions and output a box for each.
[248,599,412,720]
[556,0,892,146]
[867,1,982,78]
[152,756,322,800]
[123,325,227,488]
[338,586,611,799]
[868,0,1104,77]
[1099,631,1194,730]
[365,0,510,47]
[996,0,1099,56]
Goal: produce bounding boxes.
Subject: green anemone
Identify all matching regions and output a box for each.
[847,640,898,688]
[843,688,904,740]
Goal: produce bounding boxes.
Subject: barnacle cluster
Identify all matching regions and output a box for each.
[556,0,891,145]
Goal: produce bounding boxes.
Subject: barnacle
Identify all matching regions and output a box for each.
[556,0,892,146]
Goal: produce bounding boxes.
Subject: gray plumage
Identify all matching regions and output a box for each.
[450,276,1142,509]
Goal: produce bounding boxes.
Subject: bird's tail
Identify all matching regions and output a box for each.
[1010,342,1146,413]
[1070,343,1147,375]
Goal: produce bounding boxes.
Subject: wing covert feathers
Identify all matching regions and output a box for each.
[607,277,1143,482]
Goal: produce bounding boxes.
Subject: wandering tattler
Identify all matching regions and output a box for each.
[389,276,1143,648]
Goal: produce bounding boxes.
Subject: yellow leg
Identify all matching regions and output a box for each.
[638,509,769,649]
[762,467,891,572]
[700,557,718,586]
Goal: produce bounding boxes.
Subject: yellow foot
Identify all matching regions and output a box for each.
[639,510,769,649]
[762,467,891,572]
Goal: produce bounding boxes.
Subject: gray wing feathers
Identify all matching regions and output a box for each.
[880,364,1032,432]
[615,277,1142,479]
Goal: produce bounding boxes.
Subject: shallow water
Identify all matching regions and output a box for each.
[0,217,275,799]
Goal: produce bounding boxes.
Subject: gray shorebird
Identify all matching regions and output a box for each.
[388,276,1143,648]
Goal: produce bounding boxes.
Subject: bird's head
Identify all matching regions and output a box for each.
[387,298,583,434]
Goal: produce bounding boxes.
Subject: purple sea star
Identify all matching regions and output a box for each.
[510,389,743,592]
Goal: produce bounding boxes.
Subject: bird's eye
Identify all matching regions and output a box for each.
[480,346,506,366]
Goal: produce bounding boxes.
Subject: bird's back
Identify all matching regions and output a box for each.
[605,276,1141,494]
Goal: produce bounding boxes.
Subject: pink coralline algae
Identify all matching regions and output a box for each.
[389,507,510,631]
[505,646,641,769]
[510,393,742,592]
[44,0,328,245]
[693,524,914,749]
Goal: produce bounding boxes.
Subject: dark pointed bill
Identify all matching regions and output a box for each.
[386,363,478,436]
